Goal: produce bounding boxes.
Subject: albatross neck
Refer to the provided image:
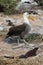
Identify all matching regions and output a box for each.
[23,15,30,25]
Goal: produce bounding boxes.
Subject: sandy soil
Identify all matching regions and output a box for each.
[0,10,43,65]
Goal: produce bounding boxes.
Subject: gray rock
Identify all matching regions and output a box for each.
[16,0,38,11]
[0,25,4,31]
[16,2,32,11]
[21,0,33,3]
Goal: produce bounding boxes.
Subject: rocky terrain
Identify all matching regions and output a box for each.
[0,9,43,65]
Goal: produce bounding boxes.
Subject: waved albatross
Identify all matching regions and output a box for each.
[5,12,31,44]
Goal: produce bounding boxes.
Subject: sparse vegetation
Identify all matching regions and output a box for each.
[24,33,43,42]
[0,0,18,14]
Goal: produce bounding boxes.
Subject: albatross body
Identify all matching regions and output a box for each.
[6,12,31,39]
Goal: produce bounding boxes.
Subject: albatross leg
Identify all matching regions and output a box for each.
[18,39,30,48]
[19,39,29,46]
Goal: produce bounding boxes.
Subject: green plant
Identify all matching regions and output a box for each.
[0,0,18,14]
[24,33,43,42]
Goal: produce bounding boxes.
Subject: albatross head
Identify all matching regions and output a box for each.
[23,12,31,25]
[23,12,29,17]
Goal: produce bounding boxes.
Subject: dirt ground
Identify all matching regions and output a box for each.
[0,10,43,65]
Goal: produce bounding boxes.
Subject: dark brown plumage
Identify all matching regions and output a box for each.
[6,20,14,26]
[5,23,26,39]
[19,47,39,58]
